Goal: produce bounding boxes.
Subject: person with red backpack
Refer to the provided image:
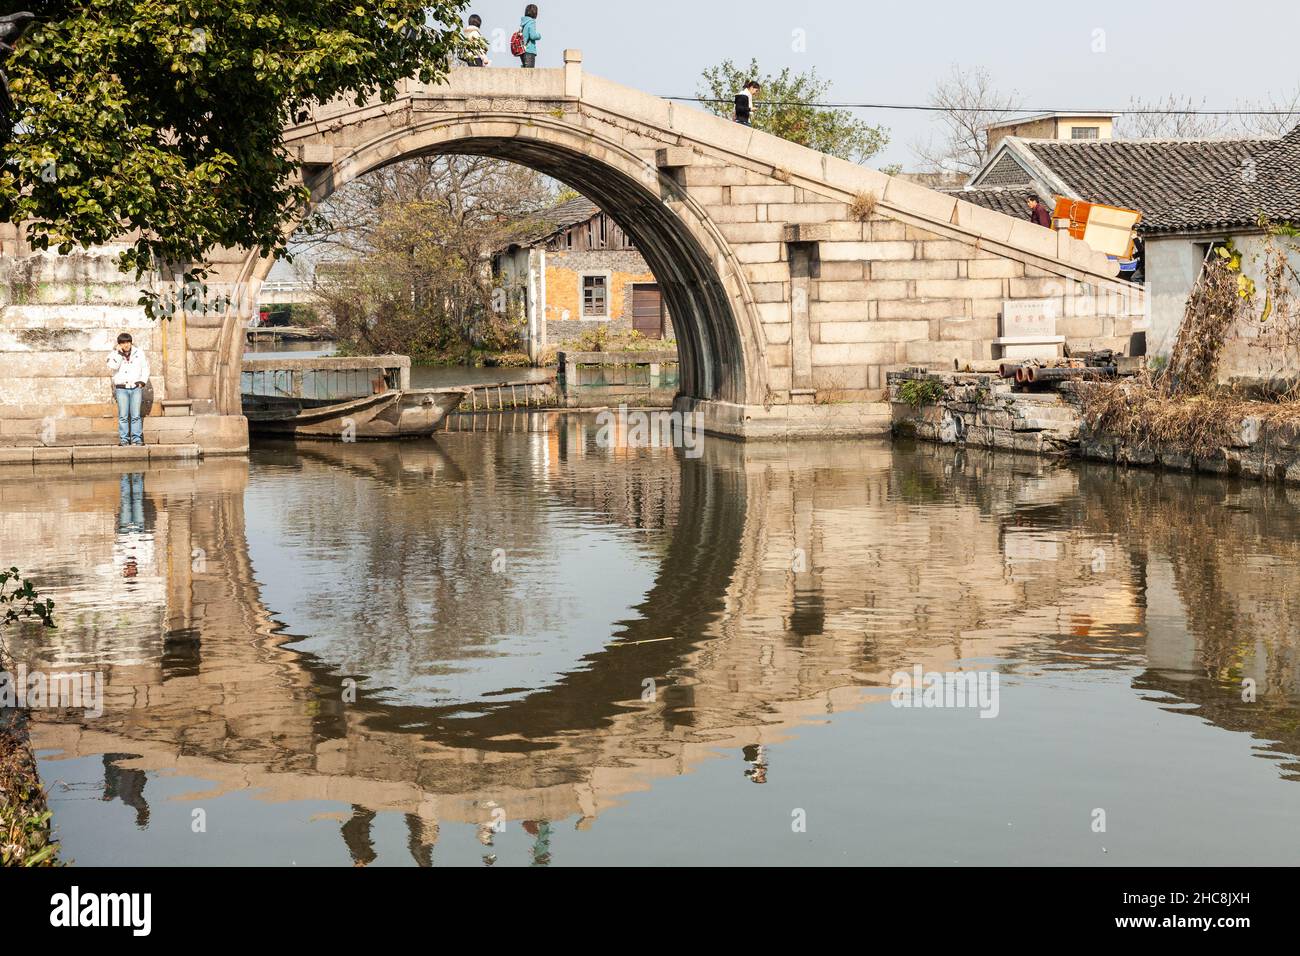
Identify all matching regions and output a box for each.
[511,4,541,68]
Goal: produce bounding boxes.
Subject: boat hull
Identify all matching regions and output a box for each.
[245,388,468,440]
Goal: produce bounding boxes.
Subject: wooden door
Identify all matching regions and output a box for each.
[631,283,664,339]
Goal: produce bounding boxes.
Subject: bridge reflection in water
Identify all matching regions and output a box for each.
[4,413,1300,865]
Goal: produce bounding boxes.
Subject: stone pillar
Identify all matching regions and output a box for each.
[526,247,543,364]
[788,241,818,399]
[161,309,189,403]
[564,49,583,99]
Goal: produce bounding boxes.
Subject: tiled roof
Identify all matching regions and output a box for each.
[1017,138,1271,230]
[1147,124,1300,233]
[943,185,1042,219]
[980,151,1034,187]
[502,195,600,249]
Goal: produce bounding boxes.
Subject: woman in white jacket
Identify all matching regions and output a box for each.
[106,332,150,446]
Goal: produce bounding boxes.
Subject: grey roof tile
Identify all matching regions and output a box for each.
[1020,138,1272,230]
[1148,123,1300,232]
[943,186,1042,219]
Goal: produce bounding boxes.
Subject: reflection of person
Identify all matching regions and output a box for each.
[743,743,768,784]
[118,473,144,533]
[102,753,150,829]
[106,332,149,446]
[115,473,151,580]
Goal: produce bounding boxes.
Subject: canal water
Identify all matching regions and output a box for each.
[4,413,1300,866]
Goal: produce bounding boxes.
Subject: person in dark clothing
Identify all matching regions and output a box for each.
[1026,196,1052,228]
[734,80,761,126]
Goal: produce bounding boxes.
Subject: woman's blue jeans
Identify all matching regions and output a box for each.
[115,385,143,445]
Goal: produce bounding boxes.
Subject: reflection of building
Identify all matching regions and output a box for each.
[6,431,1300,864]
[493,196,674,352]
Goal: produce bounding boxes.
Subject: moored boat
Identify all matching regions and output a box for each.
[241,355,467,440]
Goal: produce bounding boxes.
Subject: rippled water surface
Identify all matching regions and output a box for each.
[5,412,1300,866]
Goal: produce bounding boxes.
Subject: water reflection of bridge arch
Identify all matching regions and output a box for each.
[15,434,1300,863]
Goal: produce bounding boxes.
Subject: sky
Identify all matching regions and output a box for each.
[458,0,1300,168]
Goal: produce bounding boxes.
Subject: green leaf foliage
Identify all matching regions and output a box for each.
[0,1,474,277]
[697,58,888,164]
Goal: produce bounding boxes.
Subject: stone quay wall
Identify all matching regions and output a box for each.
[888,368,1300,486]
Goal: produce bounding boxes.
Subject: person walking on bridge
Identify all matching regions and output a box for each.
[462,14,489,66]
[106,332,149,447]
[1026,195,1052,229]
[514,4,541,68]
[734,80,761,126]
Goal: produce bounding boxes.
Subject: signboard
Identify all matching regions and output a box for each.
[1052,197,1141,259]
[1001,299,1058,339]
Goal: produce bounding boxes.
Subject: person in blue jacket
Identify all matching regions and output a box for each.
[518,4,540,68]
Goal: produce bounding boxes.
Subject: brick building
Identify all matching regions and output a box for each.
[493,196,674,357]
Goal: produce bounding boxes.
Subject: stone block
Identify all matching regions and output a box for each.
[951,199,1017,243]
[871,259,958,280]
[1010,276,1069,298]
[904,340,973,366]
[811,342,896,365]
[914,278,1004,299]
[730,184,798,205]
[766,203,851,225]
[967,259,1025,279]
[734,243,785,264]
[655,147,693,169]
[192,415,248,454]
[883,176,958,224]
[1007,220,1058,260]
[820,241,915,262]
[819,321,929,343]
[877,299,966,320]
[939,318,999,342]
[817,261,864,281]
[719,222,788,244]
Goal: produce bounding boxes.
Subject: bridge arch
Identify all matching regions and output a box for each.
[220,114,768,414]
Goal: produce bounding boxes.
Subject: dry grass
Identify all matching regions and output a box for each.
[849,190,879,222]
[1078,373,1300,459]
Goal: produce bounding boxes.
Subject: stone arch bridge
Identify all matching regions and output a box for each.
[1,51,1143,452]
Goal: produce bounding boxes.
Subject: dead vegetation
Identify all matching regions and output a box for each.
[849,190,878,222]
[1079,236,1300,459]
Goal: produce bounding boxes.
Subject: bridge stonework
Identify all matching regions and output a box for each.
[0,52,1144,452]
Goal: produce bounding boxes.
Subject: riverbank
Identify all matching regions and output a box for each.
[888,367,1300,485]
[0,646,59,867]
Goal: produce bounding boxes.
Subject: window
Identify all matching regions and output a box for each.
[582,274,609,318]
[1071,126,1100,139]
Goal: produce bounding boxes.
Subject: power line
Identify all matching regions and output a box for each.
[664,95,1299,116]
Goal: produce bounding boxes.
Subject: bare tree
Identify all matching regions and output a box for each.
[1237,84,1300,138]
[911,65,1021,177]
[294,156,561,359]
[1115,94,1234,139]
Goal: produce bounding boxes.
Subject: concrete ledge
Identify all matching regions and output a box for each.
[0,444,200,465]
[675,397,892,440]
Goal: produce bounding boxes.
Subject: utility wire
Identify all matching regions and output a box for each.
[665,95,1299,116]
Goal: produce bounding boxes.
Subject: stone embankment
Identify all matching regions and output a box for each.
[888,367,1300,485]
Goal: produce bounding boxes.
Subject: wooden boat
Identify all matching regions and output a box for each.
[241,355,467,440]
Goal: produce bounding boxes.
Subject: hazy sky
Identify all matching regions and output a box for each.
[460,0,1300,167]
